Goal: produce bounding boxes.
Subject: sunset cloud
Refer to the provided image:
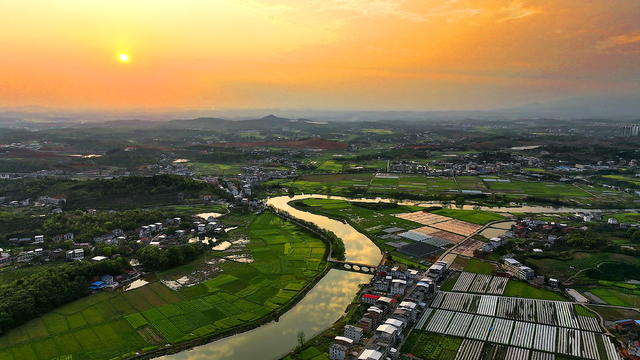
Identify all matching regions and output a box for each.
[0,0,638,110]
[597,31,640,52]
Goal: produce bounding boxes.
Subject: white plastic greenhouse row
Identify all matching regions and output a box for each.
[468,274,493,293]
[496,296,537,322]
[453,272,477,292]
[511,321,536,348]
[450,271,509,295]
[530,351,555,360]
[601,334,624,360]
[487,276,509,295]
[421,310,614,360]
[415,308,433,330]
[578,315,602,332]
[454,339,484,360]
[424,309,455,333]
[533,324,557,353]
[433,292,595,331]
[504,346,530,360]
[445,312,475,337]
[556,327,581,358]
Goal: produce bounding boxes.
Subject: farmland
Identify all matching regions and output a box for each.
[265,172,636,207]
[0,212,327,360]
[419,289,620,360]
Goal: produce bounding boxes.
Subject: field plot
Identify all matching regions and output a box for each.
[452,239,485,257]
[504,346,529,360]
[510,321,535,348]
[452,272,476,292]
[487,277,509,295]
[416,308,433,330]
[530,351,555,360]
[454,339,484,360]
[578,315,602,332]
[430,219,481,237]
[431,230,466,244]
[477,296,498,316]
[468,274,493,293]
[0,212,327,360]
[425,309,455,333]
[412,226,442,235]
[533,324,557,353]
[496,297,536,322]
[466,316,494,341]
[395,211,450,225]
[445,312,474,337]
[557,328,581,357]
[487,318,513,344]
[431,292,445,309]
[581,330,599,360]
[601,334,623,360]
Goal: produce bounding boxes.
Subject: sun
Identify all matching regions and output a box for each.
[118,53,130,63]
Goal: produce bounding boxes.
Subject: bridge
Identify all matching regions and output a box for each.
[329,260,378,274]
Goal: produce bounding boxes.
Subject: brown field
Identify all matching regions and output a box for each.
[430,219,481,236]
[395,211,450,225]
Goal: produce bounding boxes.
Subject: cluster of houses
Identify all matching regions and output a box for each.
[388,160,523,177]
[329,261,449,360]
[613,319,640,359]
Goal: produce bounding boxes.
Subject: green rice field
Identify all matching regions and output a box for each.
[0,212,327,360]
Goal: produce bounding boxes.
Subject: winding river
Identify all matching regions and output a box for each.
[160,194,632,360]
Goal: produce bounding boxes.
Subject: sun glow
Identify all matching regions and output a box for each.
[118,53,130,63]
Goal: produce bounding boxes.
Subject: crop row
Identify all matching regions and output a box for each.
[433,292,595,332]
[451,272,508,295]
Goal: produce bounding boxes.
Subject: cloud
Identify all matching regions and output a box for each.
[499,1,540,22]
[597,31,640,52]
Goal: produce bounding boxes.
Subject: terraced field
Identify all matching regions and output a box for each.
[0,212,327,360]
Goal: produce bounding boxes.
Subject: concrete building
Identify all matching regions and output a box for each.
[358,349,384,360]
[329,336,353,360]
[344,324,363,343]
[66,248,84,261]
[502,257,535,280]
[390,279,407,296]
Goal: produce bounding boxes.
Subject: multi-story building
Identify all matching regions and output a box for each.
[502,257,535,280]
[344,324,363,343]
[329,336,353,360]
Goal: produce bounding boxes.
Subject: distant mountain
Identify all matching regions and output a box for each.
[498,95,640,120]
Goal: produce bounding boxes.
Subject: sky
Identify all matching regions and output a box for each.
[0,0,639,111]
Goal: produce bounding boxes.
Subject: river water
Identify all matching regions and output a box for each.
[160,195,382,360]
[160,194,630,360]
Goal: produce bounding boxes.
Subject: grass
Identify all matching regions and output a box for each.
[401,332,462,360]
[574,304,598,318]
[587,305,640,322]
[0,212,327,360]
[431,208,506,225]
[462,259,495,275]
[588,288,640,307]
[610,212,640,224]
[525,252,640,281]
[503,280,566,301]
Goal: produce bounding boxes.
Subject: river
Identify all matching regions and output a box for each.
[160,194,629,360]
[160,195,382,360]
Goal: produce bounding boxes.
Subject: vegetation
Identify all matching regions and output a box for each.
[401,331,462,360]
[136,243,204,271]
[0,212,328,360]
[0,258,130,335]
[0,175,230,210]
[431,208,506,225]
[503,280,566,301]
[462,259,495,275]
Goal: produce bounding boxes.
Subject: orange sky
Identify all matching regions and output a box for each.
[0,0,638,110]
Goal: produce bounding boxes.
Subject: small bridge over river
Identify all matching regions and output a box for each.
[329,260,379,274]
